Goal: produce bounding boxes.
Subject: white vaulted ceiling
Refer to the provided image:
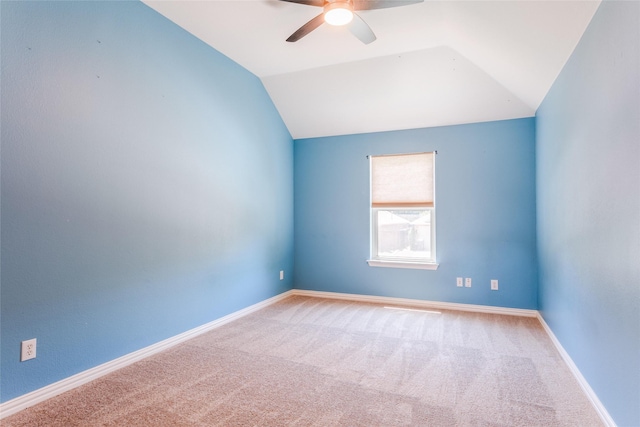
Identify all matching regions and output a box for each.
[142,0,601,139]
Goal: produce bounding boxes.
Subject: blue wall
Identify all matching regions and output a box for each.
[536,1,640,425]
[294,118,537,309]
[0,1,294,402]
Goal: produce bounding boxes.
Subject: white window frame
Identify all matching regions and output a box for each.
[367,152,438,270]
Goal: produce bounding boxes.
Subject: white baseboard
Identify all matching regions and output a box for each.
[290,289,539,317]
[0,290,294,419]
[536,313,616,427]
[1,288,615,427]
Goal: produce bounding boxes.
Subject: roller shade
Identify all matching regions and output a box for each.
[371,152,434,208]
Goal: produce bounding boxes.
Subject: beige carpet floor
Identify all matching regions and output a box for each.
[3,295,603,426]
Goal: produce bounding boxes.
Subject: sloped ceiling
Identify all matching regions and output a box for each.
[142,0,601,139]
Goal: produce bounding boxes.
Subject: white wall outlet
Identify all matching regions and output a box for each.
[465,278,472,288]
[456,277,463,287]
[491,279,499,290]
[279,270,284,280]
[21,338,37,362]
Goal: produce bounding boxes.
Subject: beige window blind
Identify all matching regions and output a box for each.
[371,152,434,208]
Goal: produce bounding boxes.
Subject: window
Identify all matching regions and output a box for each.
[367,152,437,270]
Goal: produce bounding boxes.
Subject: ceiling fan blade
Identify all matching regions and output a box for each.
[354,0,423,11]
[349,13,376,44]
[279,0,324,7]
[286,13,325,42]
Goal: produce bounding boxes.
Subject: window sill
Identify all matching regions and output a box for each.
[367,260,439,270]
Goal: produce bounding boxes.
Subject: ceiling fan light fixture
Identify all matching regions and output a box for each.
[324,3,353,26]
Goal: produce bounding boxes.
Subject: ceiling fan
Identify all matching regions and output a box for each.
[280,0,423,45]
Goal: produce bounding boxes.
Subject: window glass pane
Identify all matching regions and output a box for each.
[376,209,431,260]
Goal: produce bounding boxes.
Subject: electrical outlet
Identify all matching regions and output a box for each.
[456,277,463,287]
[21,338,37,362]
[491,280,499,290]
[465,278,472,288]
[279,270,284,280]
